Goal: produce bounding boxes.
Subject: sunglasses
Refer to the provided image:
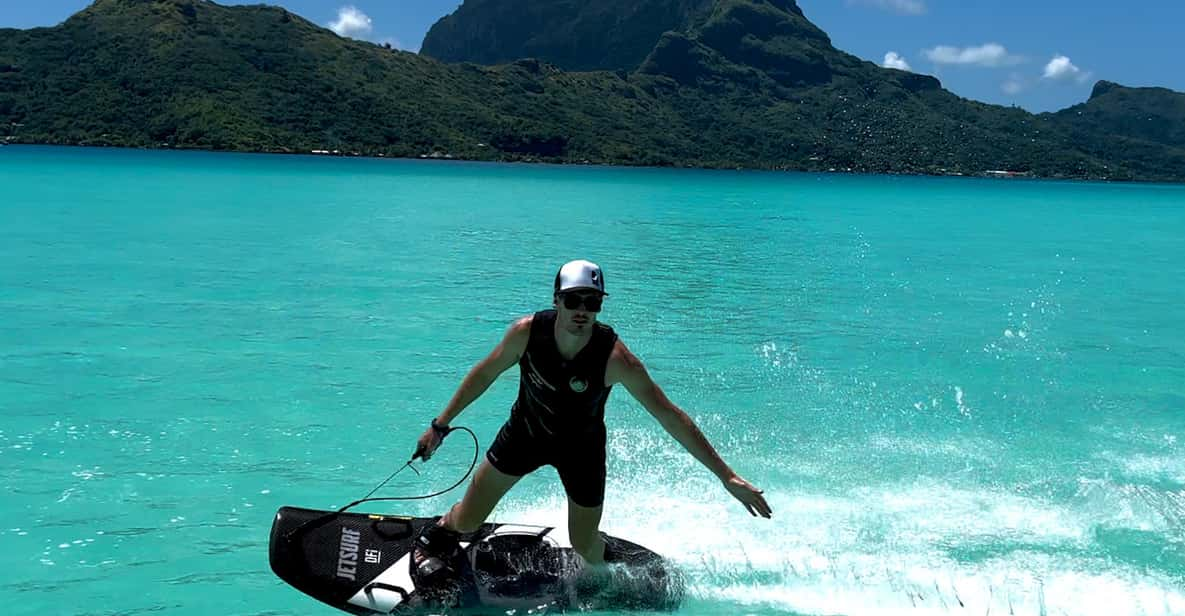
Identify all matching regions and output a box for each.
[559,293,603,312]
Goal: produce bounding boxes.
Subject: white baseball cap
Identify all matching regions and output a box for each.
[554,260,607,295]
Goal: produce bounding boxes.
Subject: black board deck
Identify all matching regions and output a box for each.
[269,506,682,613]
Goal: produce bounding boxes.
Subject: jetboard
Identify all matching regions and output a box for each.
[269,506,682,613]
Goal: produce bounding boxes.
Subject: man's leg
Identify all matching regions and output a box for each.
[439,459,522,532]
[414,458,521,586]
[567,499,605,564]
[556,431,607,565]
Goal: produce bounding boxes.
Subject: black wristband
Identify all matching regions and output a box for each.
[430,418,452,436]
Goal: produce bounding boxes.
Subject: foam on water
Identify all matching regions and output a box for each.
[499,492,1185,615]
[1098,451,1185,484]
[492,435,1185,615]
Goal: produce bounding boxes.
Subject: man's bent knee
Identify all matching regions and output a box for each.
[440,460,522,534]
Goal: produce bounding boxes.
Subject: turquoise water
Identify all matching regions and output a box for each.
[2,145,1184,615]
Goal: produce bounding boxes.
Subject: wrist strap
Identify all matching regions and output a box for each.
[431,418,453,436]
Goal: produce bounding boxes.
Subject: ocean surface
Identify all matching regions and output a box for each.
[2,145,1184,616]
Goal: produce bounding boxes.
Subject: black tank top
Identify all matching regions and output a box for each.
[510,310,618,437]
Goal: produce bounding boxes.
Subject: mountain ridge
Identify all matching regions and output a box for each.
[421,0,716,71]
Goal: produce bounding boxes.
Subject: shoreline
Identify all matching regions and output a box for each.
[2,140,1167,186]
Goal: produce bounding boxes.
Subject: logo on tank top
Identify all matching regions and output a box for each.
[569,377,588,393]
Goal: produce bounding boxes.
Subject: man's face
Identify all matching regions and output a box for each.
[554,290,604,334]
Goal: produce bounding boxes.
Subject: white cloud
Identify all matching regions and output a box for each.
[329,6,373,38]
[883,52,912,71]
[1043,54,1091,83]
[923,43,1023,67]
[848,0,927,15]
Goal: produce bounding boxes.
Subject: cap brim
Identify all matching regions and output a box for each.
[558,287,608,296]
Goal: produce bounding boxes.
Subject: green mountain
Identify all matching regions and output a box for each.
[421,0,714,71]
[1051,81,1185,150]
[1,0,1183,182]
[0,0,665,160]
[1039,81,1185,179]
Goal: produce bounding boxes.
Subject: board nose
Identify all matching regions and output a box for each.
[269,506,420,608]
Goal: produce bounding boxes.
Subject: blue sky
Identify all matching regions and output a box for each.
[3,1,1182,113]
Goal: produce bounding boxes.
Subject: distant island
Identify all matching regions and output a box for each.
[1,0,1183,182]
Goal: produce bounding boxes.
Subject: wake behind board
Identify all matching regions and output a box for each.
[269,506,682,613]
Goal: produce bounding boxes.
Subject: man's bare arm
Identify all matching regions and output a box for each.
[415,316,531,461]
[434,316,531,427]
[609,341,772,518]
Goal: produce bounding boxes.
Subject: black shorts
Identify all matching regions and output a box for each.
[485,418,606,508]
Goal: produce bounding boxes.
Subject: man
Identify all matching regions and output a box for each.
[413,259,771,584]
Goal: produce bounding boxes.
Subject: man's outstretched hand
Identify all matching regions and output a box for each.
[724,475,772,518]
